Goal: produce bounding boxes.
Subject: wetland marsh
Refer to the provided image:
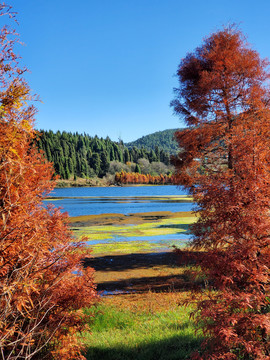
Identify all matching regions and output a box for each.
[46,185,196,295]
[46,185,201,359]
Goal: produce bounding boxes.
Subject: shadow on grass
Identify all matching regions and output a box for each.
[97,273,193,293]
[83,252,180,272]
[84,333,203,360]
[83,251,203,293]
[83,250,202,272]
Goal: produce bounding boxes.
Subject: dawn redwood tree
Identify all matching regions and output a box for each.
[0,5,97,359]
[172,26,270,359]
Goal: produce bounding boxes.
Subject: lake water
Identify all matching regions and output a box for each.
[46,185,192,217]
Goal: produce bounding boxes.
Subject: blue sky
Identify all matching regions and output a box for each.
[4,1,270,142]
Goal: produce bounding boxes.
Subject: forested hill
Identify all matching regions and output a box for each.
[125,129,182,154]
[35,130,172,180]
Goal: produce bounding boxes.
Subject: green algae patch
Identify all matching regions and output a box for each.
[159,216,195,225]
[138,228,182,237]
[88,238,188,255]
[90,241,166,255]
[70,211,196,243]
[71,215,195,242]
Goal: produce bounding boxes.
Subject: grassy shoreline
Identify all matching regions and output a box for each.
[82,293,203,360]
[55,177,110,188]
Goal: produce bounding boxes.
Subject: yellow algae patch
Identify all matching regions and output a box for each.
[140,228,183,237]
[90,241,166,255]
[44,198,61,201]
[159,217,196,225]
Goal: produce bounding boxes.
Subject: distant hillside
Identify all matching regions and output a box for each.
[126,129,182,154]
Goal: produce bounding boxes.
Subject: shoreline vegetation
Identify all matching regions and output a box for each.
[56,176,112,188]
[55,176,175,188]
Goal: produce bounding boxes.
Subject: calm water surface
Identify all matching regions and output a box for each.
[46,185,192,217]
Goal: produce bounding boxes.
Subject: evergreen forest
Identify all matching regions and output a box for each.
[35,130,173,180]
[125,128,181,154]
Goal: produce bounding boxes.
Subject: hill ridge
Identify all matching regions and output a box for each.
[125,128,181,154]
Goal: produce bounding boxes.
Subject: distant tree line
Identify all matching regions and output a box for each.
[35,130,172,179]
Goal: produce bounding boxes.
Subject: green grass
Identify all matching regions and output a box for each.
[82,301,203,360]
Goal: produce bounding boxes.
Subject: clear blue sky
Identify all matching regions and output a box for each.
[4,1,270,142]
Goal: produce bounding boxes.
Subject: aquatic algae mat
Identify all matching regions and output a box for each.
[70,211,196,255]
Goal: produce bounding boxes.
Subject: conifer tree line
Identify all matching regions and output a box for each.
[35,130,172,179]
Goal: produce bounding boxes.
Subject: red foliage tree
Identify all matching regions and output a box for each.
[172,26,270,359]
[0,5,97,359]
[114,170,173,185]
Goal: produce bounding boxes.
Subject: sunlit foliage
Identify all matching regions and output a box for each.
[172,26,270,359]
[115,170,174,185]
[0,5,97,359]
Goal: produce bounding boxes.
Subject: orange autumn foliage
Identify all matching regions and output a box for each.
[172,26,270,359]
[0,5,97,359]
[115,170,173,185]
